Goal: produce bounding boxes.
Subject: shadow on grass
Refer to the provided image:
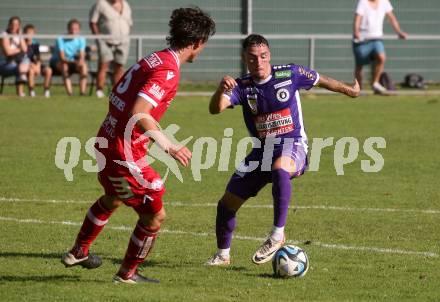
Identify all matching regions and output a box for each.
[109,259,251,273]
[244,272,278,279]
[1,252,120,264]
[225,266,248,272]
[0,252,251,273]
[0,252,62,259]
[0,275,81,282]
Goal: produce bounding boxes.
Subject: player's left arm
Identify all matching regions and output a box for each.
[386,11,408,40]
[209,75,236,114]
[353,13,362,41]
[77,38,86,64]
[317,74,360,98]
[19,37,28,54]
[131,96,192,167]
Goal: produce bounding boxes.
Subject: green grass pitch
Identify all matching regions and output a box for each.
[0,91,439,301]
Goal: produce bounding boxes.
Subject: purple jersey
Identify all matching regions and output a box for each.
[226,64,319,152]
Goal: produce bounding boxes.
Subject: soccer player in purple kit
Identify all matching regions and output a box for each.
[206,34,360,266]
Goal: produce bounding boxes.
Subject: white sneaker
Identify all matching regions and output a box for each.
[205,253,231,266]
[44,90,51,98]
[251,234,285,265]
[30,90,36,97]
[372,82,388,95]
[96,89,105,98]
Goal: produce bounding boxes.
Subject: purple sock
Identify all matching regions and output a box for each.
[216,202,236,249]
[272,169,292,227]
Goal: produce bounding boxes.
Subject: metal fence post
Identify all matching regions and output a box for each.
[309,37,315,70]
[240,0,253,75]
[247,0,253,35]
[136,37,143,60]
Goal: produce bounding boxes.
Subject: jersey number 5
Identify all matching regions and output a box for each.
[116,63,141,94]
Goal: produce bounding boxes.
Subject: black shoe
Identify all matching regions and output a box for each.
[113,271,160,284]
[61,252,102,269]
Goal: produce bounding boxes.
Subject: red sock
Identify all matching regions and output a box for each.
[118,222,158,279]
[70,197,114,258]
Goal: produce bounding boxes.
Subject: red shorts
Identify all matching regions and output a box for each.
[98,158,165,215]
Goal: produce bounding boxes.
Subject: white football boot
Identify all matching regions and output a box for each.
[252,234,285,265]
[205,253,231,266]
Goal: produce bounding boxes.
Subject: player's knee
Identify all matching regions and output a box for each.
[272,156,296,175]
[80,65,88,75]
[376,53,386,64]
[100,195,123,210]
[220,191,245,212]
[139,207,166,229]
[19,63,29,73]
[154,208,166,224]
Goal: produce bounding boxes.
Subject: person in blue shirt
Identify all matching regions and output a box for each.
[50,19,88,96]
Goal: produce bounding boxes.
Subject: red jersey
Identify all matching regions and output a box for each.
[97,48,180,162]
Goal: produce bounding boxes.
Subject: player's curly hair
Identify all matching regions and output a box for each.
[166,7,216,49]
[242,34,270,51]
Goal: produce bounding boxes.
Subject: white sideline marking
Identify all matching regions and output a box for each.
[168,201,440,215]
[0,197,89,204]
[2,197,440,215]
[0,215,437,258]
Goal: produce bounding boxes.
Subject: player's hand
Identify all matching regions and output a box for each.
[218,75,237,93]
[398,31,408,40]
[349,79,361,98]
[353,31,361,42]
[168,145,192,167]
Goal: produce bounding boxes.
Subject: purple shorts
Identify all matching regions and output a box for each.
[226,140,308,200]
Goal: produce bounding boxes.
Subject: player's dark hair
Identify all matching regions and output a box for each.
[242,34,270,51]
[67,19,81,31]
[23,24,35,33]
[166,7,216,49]
[6,16,21,33]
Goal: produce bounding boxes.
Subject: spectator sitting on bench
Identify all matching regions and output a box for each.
[24,24,53,97]
[49,19,88,96]
[0,16,30,97]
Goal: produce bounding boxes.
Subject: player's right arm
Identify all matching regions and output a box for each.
[353,14,362,41]
[386,11,408,40]
[89,3,100,35]
[90,22,100,35]
[56,38,69,63]
[1,37,21,57]
[317,74,360,98]
[131,96,192,167]
[209,75,236,114]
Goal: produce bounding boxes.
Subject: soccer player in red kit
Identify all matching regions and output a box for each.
[61,7,215,284]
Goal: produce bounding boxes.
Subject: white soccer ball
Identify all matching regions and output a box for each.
[272,245,309,278]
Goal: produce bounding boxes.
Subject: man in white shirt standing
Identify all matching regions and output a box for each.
[353,0,407,94]
[90,0,133,98]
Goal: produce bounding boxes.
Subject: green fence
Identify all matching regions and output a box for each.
[1,0,439,83]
